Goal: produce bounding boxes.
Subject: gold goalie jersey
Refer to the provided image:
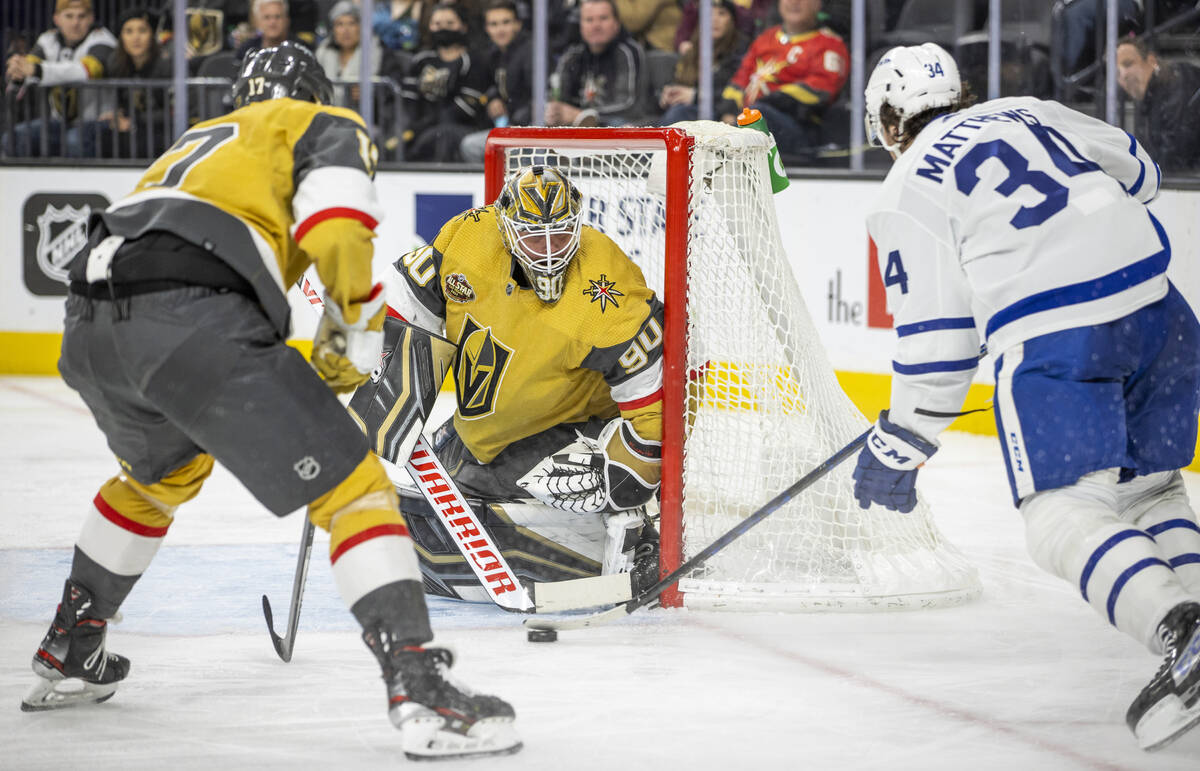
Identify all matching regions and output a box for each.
[384,206,665,464]
[90,98,383,335]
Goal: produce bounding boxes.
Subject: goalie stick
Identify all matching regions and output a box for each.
[524,427,871,633]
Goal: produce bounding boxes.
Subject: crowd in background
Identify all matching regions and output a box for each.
[2,0,1199,172]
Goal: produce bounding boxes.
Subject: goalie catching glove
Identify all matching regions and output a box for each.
[312,283,387,393]
[517,418,661,514]
[852,410,937,514]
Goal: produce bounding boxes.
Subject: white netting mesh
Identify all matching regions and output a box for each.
[497,123,980,611]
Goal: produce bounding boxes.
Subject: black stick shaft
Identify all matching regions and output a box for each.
[526,428,872,632]
[263,516,316,662]
[632,428,871,614]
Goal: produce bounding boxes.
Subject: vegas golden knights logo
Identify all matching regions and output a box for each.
[455,315,513,419]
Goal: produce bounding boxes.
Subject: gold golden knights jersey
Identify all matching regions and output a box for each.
[91,98,383,335]
[383,206,665,464]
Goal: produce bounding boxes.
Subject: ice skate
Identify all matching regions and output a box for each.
[21,579,130,712]
[363,627,522,760]
[1126,601,1200,751]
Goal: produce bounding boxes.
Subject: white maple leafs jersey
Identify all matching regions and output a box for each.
[868,96,1166,441]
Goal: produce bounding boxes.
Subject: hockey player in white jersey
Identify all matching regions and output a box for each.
[851,43,1200,751]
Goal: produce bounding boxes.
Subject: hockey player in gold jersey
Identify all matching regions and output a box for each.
[384,165,664,597]
[23,42,521,761]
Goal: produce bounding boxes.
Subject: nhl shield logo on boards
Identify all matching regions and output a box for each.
[22,193,110,296]
[444,273,475,303]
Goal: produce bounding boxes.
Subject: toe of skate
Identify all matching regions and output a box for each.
[1131,693,1200,752]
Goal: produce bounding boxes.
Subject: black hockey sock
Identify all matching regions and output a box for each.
[351,580,434,648]
[68,547,138,619]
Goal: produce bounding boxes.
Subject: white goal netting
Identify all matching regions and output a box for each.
[492,123,980,611]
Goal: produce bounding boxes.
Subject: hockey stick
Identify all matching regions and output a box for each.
[261,515,316,662]
[524,427,871,633]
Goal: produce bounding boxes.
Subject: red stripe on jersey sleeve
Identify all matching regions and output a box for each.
[93,493,170,538]
[330,523,410,565]
[386,306,408,321]
[294,207,379,244]
[618,388,663,412]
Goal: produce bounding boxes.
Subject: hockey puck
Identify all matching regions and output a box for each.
[526,627,558,643]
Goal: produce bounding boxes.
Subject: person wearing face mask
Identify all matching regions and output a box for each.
[394,2,490,161]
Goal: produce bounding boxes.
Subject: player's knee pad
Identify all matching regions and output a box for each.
[1020,469,1120,578]
[309,452,421,609]
[1121,470,1200,593]
[1022,470,1191,650]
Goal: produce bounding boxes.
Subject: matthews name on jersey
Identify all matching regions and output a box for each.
[868,96,1164,443]
[75,98,383,338]
[384,206,664,464]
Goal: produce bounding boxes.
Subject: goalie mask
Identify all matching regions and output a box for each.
[232,41,334,108]
[496,165,583,303]
[865,42,961,157]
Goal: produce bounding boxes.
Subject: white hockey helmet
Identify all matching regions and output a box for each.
[865,43,962,156]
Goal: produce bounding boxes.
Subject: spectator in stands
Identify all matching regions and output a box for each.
[675,0,772,53]
[716,0,847,161]
[459,0,533,162]
[615,0,680,54]
[437,0,490,51]
[659,0,747,125]
[395,2,490,161]
[315,0,383,106]
[97,6,172,159]
[546,0,649,127]
[3,0,117,158]
[374,0,433,52]
[234,0,302,61]
[1117,34,1200,173]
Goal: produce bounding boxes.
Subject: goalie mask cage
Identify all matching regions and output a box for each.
[484,123,981,611]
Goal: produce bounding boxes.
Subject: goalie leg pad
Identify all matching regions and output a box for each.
[1022,469,1194,652]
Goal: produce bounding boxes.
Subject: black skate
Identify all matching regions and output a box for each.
[21,579,130,712]
[1126,601,1200,751]
[363,626,522,760]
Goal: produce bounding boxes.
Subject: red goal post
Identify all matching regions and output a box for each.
[486,127,693,606]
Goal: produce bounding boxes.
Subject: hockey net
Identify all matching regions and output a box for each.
[484,124,981,611]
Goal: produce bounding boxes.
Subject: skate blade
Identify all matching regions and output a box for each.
[20,676,118,712]
[1134,693,1200,751]
[401,715,523,761]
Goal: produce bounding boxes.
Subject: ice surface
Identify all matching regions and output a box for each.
[2,376,1198,769]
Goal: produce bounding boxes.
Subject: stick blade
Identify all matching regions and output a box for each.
[521,604,631,632]
[261,594,292,662]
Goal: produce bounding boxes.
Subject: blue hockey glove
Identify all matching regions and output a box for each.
[852,410,937,513]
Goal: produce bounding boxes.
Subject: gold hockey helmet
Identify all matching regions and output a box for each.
[496,165,583,302]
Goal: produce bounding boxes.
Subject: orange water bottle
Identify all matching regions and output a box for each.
[737,108,790,193]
